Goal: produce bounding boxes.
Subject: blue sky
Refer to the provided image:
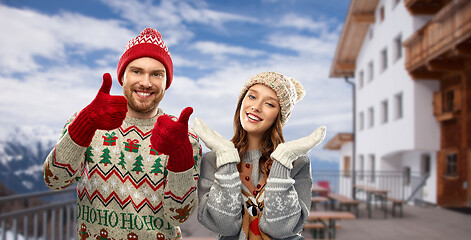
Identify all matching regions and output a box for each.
[0,0,352,163]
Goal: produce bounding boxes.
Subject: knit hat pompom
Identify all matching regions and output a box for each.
[117,28,173,89]
[141,28,162,39]
[289,77,306,102]
[239,71,305,125]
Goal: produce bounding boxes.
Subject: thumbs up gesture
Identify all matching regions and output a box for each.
[150,107,195,172]
[68,73,128,147]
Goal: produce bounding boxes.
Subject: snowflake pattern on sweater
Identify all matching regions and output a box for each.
[198,150,311,240]
[44,109,201,240]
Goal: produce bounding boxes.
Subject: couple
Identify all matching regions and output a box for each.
[43,28,326,240]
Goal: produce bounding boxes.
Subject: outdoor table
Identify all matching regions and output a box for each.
[355,185,388,219]
[311,196,329,210]
[307,211,356,239]
[311,184,328,196]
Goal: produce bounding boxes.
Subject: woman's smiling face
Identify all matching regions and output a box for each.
[239,84,280,136]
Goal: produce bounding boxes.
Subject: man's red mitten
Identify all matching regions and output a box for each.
[68,73,128,147]
[150,107,194,172]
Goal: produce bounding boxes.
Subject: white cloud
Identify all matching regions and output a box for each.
[162,42,352,150]
[0,1,350,165]
[193,41,265,57]
[264,33,338,57]
[99,0,255,45]
[277,13,330,33]
[177,1,257,26]
[170,54,204,68]
[100,0,184,30]
[0,5,132,75]
[0,58,125,129]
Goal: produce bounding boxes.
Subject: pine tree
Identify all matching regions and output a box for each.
[193,146,202,170]
[85,146,94,163]
[99,148,112,166]
[150,157,164,175]
[132,155,144,174]
[118,151,126,170]
[193,155,198,171]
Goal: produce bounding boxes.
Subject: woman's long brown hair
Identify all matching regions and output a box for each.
[231,89,285,174]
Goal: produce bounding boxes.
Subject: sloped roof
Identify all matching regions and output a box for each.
[330,0,379,78]
[324,133,354,150]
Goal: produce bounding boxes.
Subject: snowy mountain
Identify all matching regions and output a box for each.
[0,124,339,195]
[0,125,61,194]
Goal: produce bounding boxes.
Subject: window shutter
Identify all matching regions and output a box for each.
[433,91,443,116]
[453,87,461,112]
[437,150,446,188]
[344,156,351,177]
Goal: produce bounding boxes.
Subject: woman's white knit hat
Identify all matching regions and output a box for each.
[238,71,306,125]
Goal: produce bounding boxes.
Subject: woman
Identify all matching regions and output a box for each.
[195,71,326,239]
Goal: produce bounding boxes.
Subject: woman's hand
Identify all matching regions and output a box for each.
[194,117,240,168]
[271,126,326,169]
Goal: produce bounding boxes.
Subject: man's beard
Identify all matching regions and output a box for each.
[124,89,164,114]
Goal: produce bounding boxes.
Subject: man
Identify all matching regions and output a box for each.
[43,28,201,239]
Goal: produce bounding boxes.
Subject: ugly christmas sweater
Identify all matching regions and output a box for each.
[197,150,312,240]
[43,108,201,240]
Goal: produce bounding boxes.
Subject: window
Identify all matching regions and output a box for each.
[370,155,376,183]
[433,84,462,121]
[359,112,365,131]
[394,34,403,62]
[381,48,388,72]
[381,100,388,124]
[379,6,385,22]
[394,92,403,120]
[404,167,411,185]
[359,155,364,180]
[393,0,401,9]
[421,154,431,175]
[343,156,351,177]
[368,61,374,82]
[443,86,462,114]
[368,107,374,128]
[358,70,364,89]
[445,90,455,112]
[446,152,458,177]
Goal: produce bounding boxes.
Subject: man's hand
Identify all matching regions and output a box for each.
[150,107,194,172]
[68,73,128,147]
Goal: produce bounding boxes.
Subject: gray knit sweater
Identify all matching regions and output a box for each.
[197,150,312,239]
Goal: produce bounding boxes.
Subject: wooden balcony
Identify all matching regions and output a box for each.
[404,0,451,15]
[403,0,471,79]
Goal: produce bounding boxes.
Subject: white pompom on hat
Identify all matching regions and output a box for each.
[238,71,305,125]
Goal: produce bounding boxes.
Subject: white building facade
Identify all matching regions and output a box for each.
[354,0,439,204]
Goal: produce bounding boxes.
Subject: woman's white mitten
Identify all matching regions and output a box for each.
[271,126,326,169]
[194,117,240,168]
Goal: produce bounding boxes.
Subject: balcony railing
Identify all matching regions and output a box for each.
[312,170,429,203]
[404,0,451,15]
[0,188,76,240]
[0,170,429,239]
[404,0,471,78]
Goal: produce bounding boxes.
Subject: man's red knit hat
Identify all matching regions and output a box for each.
[117,28,173,89]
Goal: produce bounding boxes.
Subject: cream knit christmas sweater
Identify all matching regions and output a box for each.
[43,108,201,240]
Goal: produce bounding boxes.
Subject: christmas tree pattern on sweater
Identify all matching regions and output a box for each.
[44,112,201,240]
